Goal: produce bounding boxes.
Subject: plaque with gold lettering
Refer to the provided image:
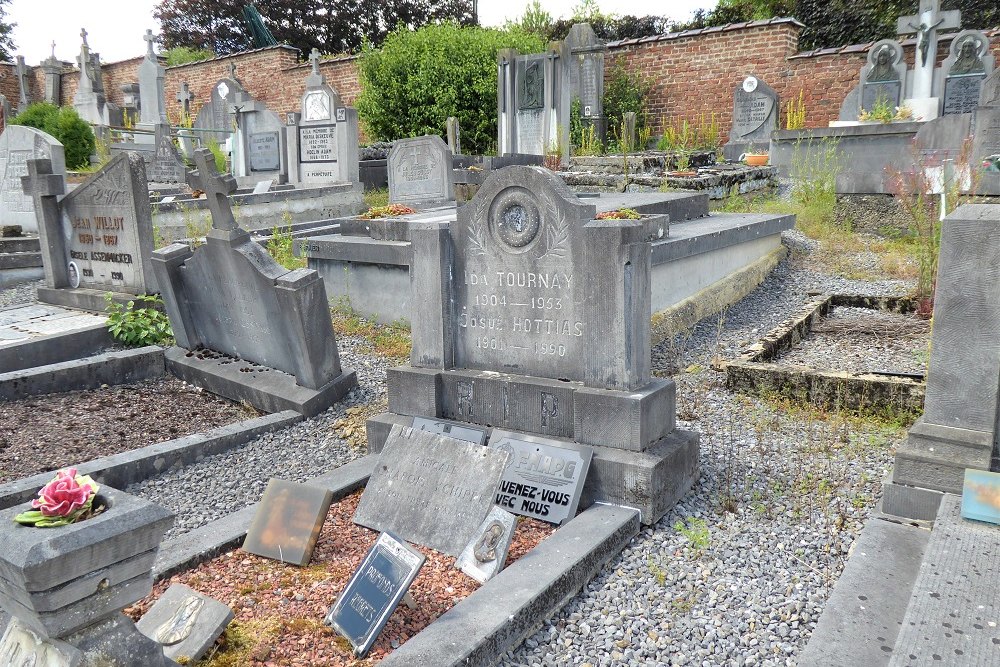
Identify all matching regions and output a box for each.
[242,479,333,566]
[325,531,425,658]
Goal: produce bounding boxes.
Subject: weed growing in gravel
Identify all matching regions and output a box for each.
[105,293,173,347]
[364,187,389,210]
[331,298,411,359]
[267,216,306,271]
[673,517,710,555]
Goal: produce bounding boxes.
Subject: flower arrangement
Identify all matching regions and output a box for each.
[14,468,102,528]
[358,204,417,219]
[596,208,641,220]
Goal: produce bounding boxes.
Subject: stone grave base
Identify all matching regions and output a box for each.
[164,346,357,417]
[367,411,699,525]
[36,286,147,314]
[1,614,179,667]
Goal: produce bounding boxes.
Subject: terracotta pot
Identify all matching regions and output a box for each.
[743,153,769,167]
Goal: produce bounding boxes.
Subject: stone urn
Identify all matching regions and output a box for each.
[0,486,173,642]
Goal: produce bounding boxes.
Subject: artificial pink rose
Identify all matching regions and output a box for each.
[31,468,98,517]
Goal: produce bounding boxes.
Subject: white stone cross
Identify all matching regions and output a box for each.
[897,0,961,98]
[144,29,156,59]
[309,48,321,75]
[80,28,88,48]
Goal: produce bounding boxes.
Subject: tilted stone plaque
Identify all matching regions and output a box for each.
[243,479,333,566]
[353,424,510,556]
[388,135,455,208]
[411,416,487,445]
[325,532,425,658]
[136,584,234,663]
[489,429,592,524]
[455,507,517,583]
[0,126,65,234]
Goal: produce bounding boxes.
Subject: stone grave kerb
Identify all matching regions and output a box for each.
[20,158,68,288]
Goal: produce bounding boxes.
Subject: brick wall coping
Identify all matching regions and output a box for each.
[788,26,1000,59]
[606,16,805,48]
[165,43,301,71]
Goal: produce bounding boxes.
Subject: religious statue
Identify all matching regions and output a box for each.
[473,520,506,563]
[869,46,898,82]
[908,18,945,67]
[951,37,985,75]
[520,60,544,110]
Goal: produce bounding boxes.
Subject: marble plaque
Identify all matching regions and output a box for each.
[944,75,986,115]
[325,532,424,658]
[387,135,454,207]
[862,81,901,112]
[455,507,517,583]
[0,126,65,234]
[136,584,234,663]
[299,124,338,163]
[353,424,510,556]
[488,429,592,525]
[249,131,280,172]
[303,90,332,122]
[61,152,155,293]
[411,416,487,445]
[243,479,333,566]
[515,109,545,156]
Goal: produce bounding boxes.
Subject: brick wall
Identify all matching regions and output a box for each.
[0,63,18,105]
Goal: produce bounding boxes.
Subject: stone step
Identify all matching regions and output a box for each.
[0,237,40,254]
[0,252,42,270]
[892,433,992,494]
[889,494,1000,665]
[798,516,930,666]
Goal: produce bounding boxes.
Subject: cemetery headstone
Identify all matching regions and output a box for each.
[229,90,286,185]
[324,532,425,658]
[23,152,156,310]
[353,424,511,556]
[368,165,699,524]
[14,56,29,114]
[860,40,906,114]
[146,124,186,183]
[176,82,195,119]
[446,116,462,155]
[497,46,565,161]
[563,22,607,145]
[286,49,360,187]
[150,148,357,416]
[242,479,333,566]
[939,30,994,116]
[388,135,455,208]
[138,29,168,132]
[73,29,112,126]
[0,126,65,234]
[896,0,961,118]
[455,507,517,584]
[42,43,62,106]
[411,416,487,445]
[136,584,234,663]
[724,75,779,161]
[193,73,244,145]
[490,429,593,524]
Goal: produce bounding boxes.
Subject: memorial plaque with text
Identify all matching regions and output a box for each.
[61,151,154,293]
[325,532,425,658]
[944,75,986,115]
[579,56,600,113]
[515,109,545,156]
[0,126,65,234]
[243,478,333,566]
[862,81,901,112]
[489,429,592,525]
[249,131,280,172]
[411,416,487,445]
[387,135,454,207]
[353,425,510,556]
[299,124,338,163]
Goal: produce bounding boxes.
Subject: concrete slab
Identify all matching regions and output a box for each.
[799,517,930,666]
[0,346,164,401]
[889,494,1000,666]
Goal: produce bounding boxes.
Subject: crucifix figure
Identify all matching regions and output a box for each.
[309,47,321,75]
[188,148,238,231]
[897,0,961,99]
[144,29,156,59]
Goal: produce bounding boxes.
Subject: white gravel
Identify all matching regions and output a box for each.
[0,280,39,310]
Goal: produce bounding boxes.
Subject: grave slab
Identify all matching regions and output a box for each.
[242,479,333,566]
[136,583,233,663]
[353,425,510,556]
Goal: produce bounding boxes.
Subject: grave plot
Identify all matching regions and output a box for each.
[724,293,927,414]
[125,490,555,665]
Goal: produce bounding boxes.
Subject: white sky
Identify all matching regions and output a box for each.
[8,0,716,65]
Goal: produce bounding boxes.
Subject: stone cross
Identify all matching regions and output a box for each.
[80,28,89,49]
[144,29,156,59]
[20,159,68,288]
[176,82,194,116]
[897,0,961,98]
[15,56,28,112]
[50,41,56,59]
[309,48,321,75]
[189,148,238,231]
[229,62,238,80]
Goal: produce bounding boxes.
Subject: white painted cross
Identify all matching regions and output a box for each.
[897,0,961,98]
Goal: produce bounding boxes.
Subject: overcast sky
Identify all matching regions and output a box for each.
[7,0,716,65]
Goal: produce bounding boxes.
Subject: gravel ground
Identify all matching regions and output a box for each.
[502,231,916,666]
[0,377,251,484]
[0,279,39,310]
[778,306,929,375]
[126,335,398,540]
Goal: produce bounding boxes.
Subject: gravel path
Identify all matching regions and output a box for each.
[127,335,398,540]
[502,232,915,666]
[0,280,39,310]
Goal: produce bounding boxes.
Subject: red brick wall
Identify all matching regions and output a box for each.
[0,63,18,105]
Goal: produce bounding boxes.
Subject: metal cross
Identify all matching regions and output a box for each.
[144,29,156,59]
[309,48,321,75]
[189,148,238,231]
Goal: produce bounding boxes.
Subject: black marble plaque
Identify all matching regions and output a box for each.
[325,532,425,658]
[944,75,986,116]
[861,82,901,112]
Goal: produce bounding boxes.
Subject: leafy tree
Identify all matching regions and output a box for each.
[154,0,475,56]
[0,0,14,62]
[163,45,215,66]
[505,0,554,37]
[11,103,96,169]
[356,23,545,154]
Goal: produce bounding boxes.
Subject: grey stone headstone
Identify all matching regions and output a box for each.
[388,135,455,208]
[353,424,511,556]
[193,77,244,143]
[455,507,517,583]
[138,29,167,127]
[860,39,906,113]
[973,107,1000,166]
[498,48,565,160]
[940,30,994,116]
[0,126,66,234]
[290,61,358,188]
[147,125,186,184]
[564,23,606,123]
[489,429,593,525]
[58,152,156,294]
[248,130,280,172]
[724,76,778,160]
[136,584,233,663]
[980,67,1000,108]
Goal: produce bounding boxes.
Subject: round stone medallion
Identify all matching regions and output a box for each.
[490,188,541,252]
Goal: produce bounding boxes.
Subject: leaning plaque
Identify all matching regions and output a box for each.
[242,479,333,566]
[489,429,593,525]
[455,506,517,583]
[325,532,425,658]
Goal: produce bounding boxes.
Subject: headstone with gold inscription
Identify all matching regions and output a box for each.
[243,479,333,565]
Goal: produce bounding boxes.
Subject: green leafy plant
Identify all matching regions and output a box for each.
[105,293,173,347]
[673,516,710,554]
[657,112,720,152]
[358,204,416,219]
[11,102,96,169]
[163,45,215,67]
[859,93,913,123]
[357,23,545,155]
[604,56,650,136]
[204,137,228,173]
[267,217,306,270]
